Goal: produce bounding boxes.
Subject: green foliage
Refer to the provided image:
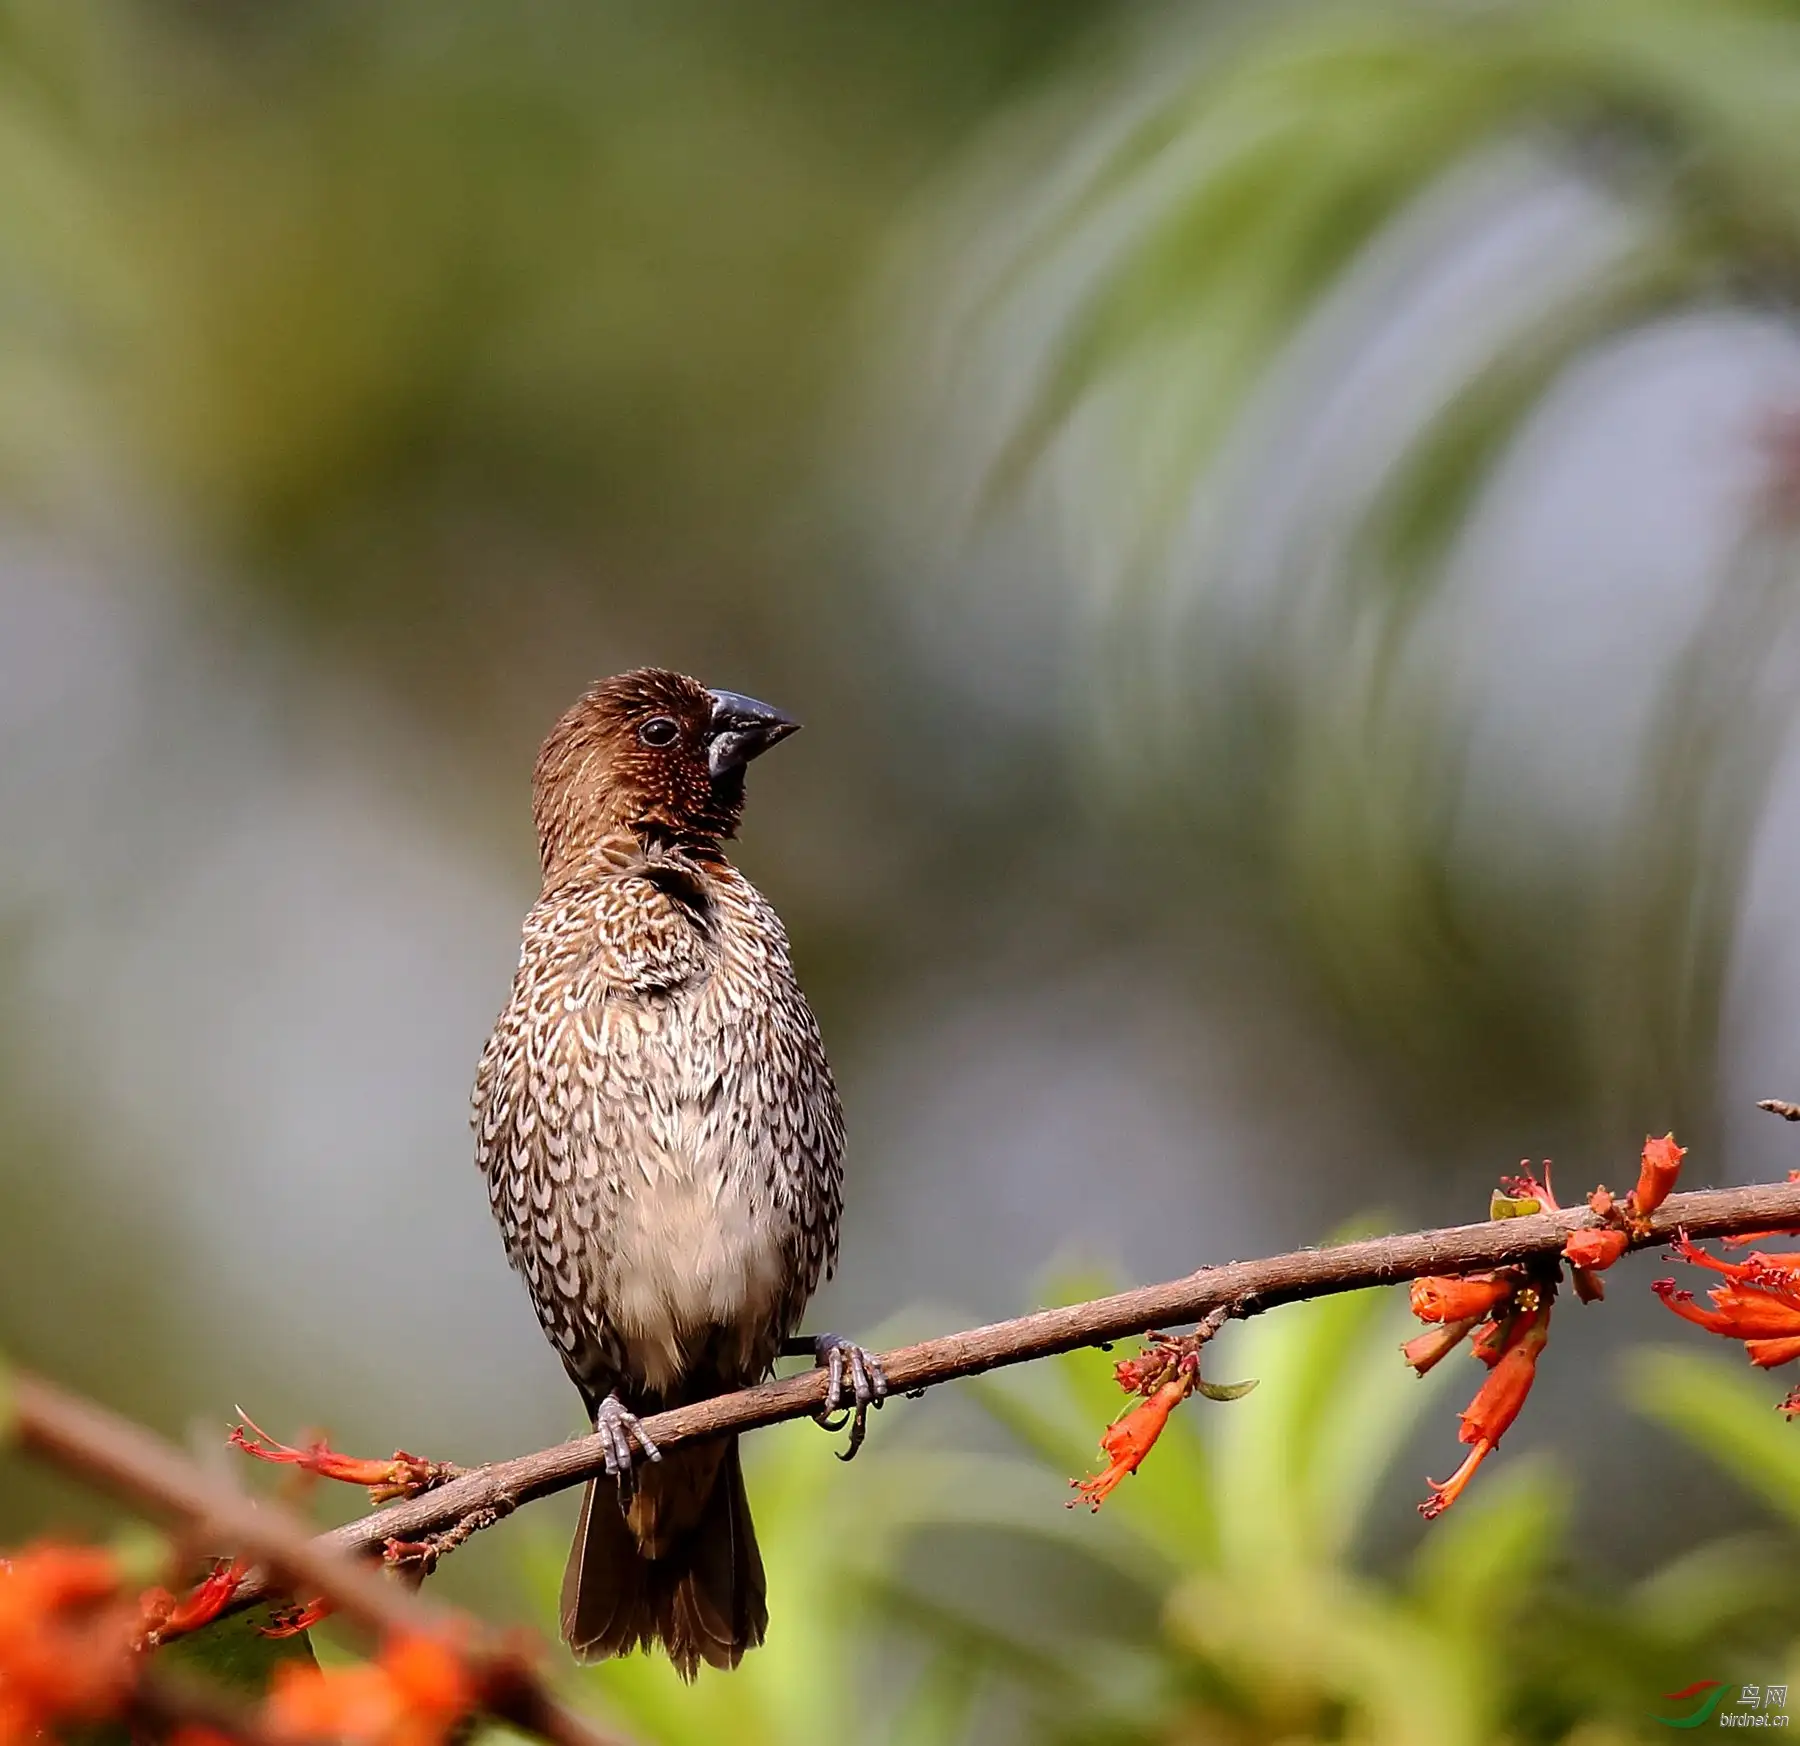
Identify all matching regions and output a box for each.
[515,1413,1031,1746]
[885,0,1800,1133]
[973,0,1800,559]
[1616,1345,1800,1713]
[505,1284,1800,1746]
[873,1296,1800,1744]
[884,1279,1564,1746]
[152,1607,317,1693]
[1626,1345,1800,1532]
[0,0,1104,582]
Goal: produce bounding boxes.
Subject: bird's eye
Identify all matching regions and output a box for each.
[638,716,680,748]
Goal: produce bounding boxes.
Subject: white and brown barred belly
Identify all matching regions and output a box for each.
[471,838,844,1413]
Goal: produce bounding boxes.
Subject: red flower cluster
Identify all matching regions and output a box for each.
[262,1634,477,1746]
[0,1544,137,1744]
[1408,1133,1690,1517]
[1647,1155,1800,1411]
[1069,1374,1194,1510]
[1656,1239,1800,1410]
[1418,1306,1551,1518]
[1554,1133,1685,1299]
[1070,1327,1258,1508]
[1,1537,482,1746]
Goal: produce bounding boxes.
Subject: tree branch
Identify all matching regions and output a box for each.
[9,1371,627,1746]
[27,1175,1799,1659]
[293,1176,1800,1561]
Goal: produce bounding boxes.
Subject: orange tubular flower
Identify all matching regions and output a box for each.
[231,1417,457,1505]
[1469,1315,1516,1368]
[1410,1274,1515,1324]
[1566,1264,1605,1306]
[1669,1237,1800,1284]
[1070,1375,1190,1510]
[1402,1316,1479,1376]
[1629,1133,1686,1217]
[137,1558,250,1647]
[266,1635,476,1746]
[1715,1249,1800,1275]
[1654,1225,1800,1374]
[1419,1310,1550,1519]
[1653,1277,1800,1344]
[0,1544,137,1741]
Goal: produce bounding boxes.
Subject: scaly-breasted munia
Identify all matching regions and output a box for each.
[472,668,882,1677]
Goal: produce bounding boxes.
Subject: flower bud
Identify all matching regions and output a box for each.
[1630,1132,1686,1216]
[1409,1274,1514,1324]
[1562,1227,1628,1271]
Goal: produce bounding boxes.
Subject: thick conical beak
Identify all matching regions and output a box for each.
[707,688,800,778]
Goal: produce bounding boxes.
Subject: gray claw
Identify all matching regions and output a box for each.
[596,1394,660,1495]
[847,1345,889,1408]
[810,1334,886,1461]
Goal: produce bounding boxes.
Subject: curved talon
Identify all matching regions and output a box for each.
[595,1394,660,1499]
[807,1333,886,1462]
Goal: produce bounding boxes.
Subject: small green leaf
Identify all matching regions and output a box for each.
[1196,1376,1259,1402]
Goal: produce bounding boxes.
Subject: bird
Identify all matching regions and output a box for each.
[471,667,884,1678]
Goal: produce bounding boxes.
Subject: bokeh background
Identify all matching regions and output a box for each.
[9,1,1800,1740]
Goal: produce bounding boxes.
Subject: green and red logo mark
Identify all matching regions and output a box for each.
[1652,1681,1729,1728]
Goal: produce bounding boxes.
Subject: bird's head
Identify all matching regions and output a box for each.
[532,668,799,878]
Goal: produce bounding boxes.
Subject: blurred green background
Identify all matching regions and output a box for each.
[9,0,1800,1738]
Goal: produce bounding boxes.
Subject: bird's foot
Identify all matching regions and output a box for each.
[808,1332,888,1462]
[595,1393,661,1499]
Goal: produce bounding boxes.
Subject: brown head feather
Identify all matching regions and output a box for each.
[532,668,760,880]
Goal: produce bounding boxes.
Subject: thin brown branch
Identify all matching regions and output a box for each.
[284,1176,1800,1563]
[30,1174,1800,1669]
[9,1371,627,1746]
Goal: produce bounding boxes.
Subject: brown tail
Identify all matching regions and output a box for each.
[560,1436,767,1679]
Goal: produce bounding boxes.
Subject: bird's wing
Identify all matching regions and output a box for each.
[471,844,720,1400]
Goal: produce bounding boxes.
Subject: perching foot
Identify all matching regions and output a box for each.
[595,1393,661,1498]
[798,1332,888,1461]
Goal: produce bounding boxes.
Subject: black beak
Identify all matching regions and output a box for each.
[706,688,800,778]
